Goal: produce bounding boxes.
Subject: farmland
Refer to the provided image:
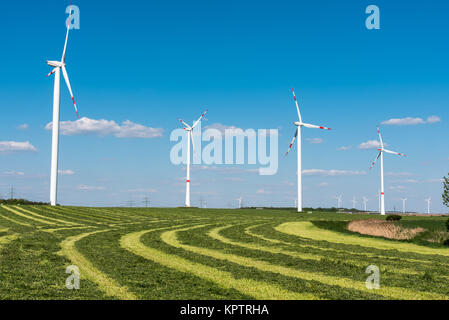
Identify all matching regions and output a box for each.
[0,205,448,300]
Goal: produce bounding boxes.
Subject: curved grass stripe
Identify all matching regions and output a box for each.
[121,229,315,300]
[164,226,448,300]
[246,224,436,266]
[58,230,137,300]
[0,233,19,249]
[0,210,33,227]
[42,226,98,233]
[2,206,57,225]
[277,222,449,258]
[31,206,100,226]
[52,206,121,223]
[12,206,78,226]
[211,225,427,277]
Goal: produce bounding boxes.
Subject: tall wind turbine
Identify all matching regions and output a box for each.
[335,195,342,209]
[401,198,407,214]
[369,126,406,215]
[362,196,368,211]
[237,197,243,209]
[46,8,79,206]
[352,197,357,209]
[178,110,208,207]
[286,88,331,212]
[425,197,431,214]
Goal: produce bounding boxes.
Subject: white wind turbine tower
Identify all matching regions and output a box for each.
[286,88,331,213]
[178,110,208,207]
[46,8,79,206]
[369,126,406,215]
[401,198,407,214]
[335,195,342,209]
[352,197,357,209]
[237,197,243,209]
[425,198,431,214]
[362,196,368,211]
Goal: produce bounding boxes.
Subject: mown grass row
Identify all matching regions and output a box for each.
[0,205,448,299]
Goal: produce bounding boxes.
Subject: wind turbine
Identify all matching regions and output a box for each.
[46,7,79,206]
[401,198,407,214]
[178,110,208,207]
[362,196,368,211]
[237,197,243,209]
[425,198,431,214]
[369,126,406,215]
[352,197,357,209]
[335,195,342,208]
[286,88,331,212]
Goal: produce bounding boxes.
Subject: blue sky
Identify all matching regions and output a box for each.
[0,0,448,212]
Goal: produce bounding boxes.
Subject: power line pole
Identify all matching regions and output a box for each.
[10,186,14,200]
[143,196,150,208]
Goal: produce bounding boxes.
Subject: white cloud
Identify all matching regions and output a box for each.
[337,146,352,151]
[358,140,385,150]
[318,182,329,187]
[3,171,25,176]
[0,141,37,153]
[77,184,105,191]
[45,117,163,138]
[385,172,413,177]
[256,189,272,194]
[58,169,75,175]
[302,169,367,176]
[122,188,157,193]
[306,138,323,144]
[381,116,441,126]
[17,124,29,130]
[389,185,406,191]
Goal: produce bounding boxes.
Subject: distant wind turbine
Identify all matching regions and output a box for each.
[370,126,406,215]
[401,198,407,214]
[352,197,357,209]
[362,197,368,211]
[237,197,243,209]
[46,7,79,206]
[425,198,431,214]
[335,195,342,208]
[178,110,208,207]
[286,88,331,213]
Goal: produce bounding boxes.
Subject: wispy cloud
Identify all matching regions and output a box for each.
[122,188,157,193]
[46,117,163,139]
[0,141,37,153]
[77,184,105,191]
[17,124,29,130]
[3,171,25,176]
[58,169,75,175]
[358,140,385,150]
[385,172,413,177]
[381,116,441,126]
[337,146,352,151]
[302,169,367,176]
[306,138,323,144]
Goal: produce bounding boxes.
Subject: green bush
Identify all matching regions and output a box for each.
[386,214,402,221]
[445,218,449,232]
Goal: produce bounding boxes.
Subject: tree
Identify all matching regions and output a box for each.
[443,173,449,208]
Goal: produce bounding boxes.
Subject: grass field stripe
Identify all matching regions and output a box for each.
[31,206,102,226]
[0,233,19,250]
[1,206,58,225]
[55,207,122,223]
[12,206,79,226]
[210,225,426,278]
[0,209,33,227]
[163,226,448,300]
[245,224,436,267]
[58,230,138,300]
[276,222,449,258]
[42,226,98,233]
[121,229,316,300]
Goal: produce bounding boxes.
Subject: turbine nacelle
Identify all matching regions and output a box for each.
[47,60,63,68]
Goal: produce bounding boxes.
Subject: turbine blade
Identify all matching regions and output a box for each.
[370,151,382,169]
[302,123,331,130]
[46,68,57,77]
[178,118,191,129]
[285,129,298,156]
[291,88,302,122]
[61,10,72,62]
[377,125,384,148]
[190,131,196,154]
[383,149,406,157]
[61,66,79,118]
[192,109,208,129]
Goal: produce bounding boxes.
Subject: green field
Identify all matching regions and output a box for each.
[0,205,448,300]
